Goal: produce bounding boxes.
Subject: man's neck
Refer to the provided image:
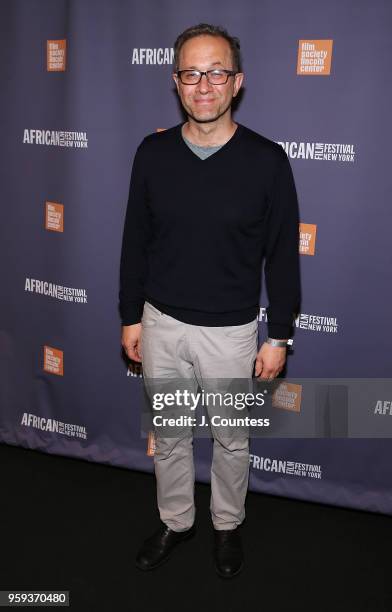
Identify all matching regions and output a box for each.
[182,118,238,147]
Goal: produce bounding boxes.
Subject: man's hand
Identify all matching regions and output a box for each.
[254,341,287,380]
[121,323,142,362]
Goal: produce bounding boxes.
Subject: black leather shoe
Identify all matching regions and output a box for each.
[136,522,196,570]
[213,527,243,578]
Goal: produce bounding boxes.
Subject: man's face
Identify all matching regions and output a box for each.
[173,35,243,124]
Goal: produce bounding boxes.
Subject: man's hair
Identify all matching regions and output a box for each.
[173,23,242,73]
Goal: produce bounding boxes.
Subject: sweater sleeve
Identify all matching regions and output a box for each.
[263,149,301,339]
[119,141,152,325]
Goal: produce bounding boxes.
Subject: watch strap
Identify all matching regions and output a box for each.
[266,338,288,347]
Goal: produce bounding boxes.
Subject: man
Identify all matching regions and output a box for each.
[119,23,301,578]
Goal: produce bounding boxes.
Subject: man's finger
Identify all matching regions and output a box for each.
[257,369,274,380]
[254,359,263,377]
[125,343,142,363]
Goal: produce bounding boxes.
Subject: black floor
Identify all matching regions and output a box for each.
[1,442,391,612]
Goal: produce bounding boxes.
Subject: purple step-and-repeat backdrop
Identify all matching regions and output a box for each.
[1,0,392,513]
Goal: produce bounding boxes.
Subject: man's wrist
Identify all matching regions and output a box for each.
[122,319,141,327]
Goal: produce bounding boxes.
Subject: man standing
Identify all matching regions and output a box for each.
[120,23,301,578]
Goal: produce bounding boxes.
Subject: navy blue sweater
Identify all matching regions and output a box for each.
[119,123,301,339]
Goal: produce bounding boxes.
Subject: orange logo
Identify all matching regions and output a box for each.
[43,345,64,376]
[272,382,302,412]
[45,201,64,232]
[47,40,66,71]
[147,431,156,456]
[297,40,333,75]
[299,223,317,255]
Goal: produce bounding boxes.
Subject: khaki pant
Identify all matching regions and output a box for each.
[141,301,258,532]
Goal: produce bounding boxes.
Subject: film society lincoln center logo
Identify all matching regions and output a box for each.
[45,201,64,232]
[47,40,66,71]
[44,345,63,376]
[272,383,302,412]
[299,223,317,255]
[297,40,333,75]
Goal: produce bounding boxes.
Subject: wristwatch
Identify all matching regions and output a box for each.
[266,338,288,348]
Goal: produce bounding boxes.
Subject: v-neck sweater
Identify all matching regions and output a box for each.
[119,122,301,338]
[182,133,224,159]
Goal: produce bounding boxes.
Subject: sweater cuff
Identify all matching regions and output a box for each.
[267,322,293,340]
[120,302,144,326]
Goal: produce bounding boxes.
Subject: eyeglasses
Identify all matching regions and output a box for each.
[176,69,237,85]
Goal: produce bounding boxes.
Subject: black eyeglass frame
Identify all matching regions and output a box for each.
[176,69,238,85]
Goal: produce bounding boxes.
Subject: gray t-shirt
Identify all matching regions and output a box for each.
[182,133,224,160]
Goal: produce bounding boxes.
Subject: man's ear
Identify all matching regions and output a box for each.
[172,73,179,93]
[233,72,244,98]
